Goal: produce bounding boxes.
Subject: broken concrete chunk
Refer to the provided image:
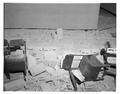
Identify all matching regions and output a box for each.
[27,55,46,76]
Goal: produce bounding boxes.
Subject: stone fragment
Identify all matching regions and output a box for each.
[27,55,46,76]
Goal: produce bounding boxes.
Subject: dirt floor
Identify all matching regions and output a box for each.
[4,8,116,91]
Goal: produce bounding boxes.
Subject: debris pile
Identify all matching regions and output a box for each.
[25,50,74,91]
[4,45,116,91]
[25,67,73,91]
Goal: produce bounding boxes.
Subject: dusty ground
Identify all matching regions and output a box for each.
[4,8,116,91]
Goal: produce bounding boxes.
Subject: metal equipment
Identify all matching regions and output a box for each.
[100,48,116,85]
[62,54,109,91]
[4,39,27,80]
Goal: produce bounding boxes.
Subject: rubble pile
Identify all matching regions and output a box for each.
[25,49,74,91]
[25,72,73,91]
[25,67,73,91]
[25,47,115,92]
[4,43,116,91]
[4,7,116,91]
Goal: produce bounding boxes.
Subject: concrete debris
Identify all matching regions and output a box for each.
[4,8,116,91]
[44,51,58,61]
[28,49,45,60]
[101,76,116,91]
[46,66,69,79]
[80,75,116,92]
[4,78,25,91]
[27,47,60,68]
[27,55,46,76]
[4,47,116,92]
[4,56,116,92]
[45,66,56,75]
[24,70,73,91]
[25,75,42,91]
[40,83,53,91]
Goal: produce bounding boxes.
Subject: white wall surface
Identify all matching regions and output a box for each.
[4,3,100,29]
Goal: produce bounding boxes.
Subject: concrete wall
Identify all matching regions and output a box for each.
[4,28,116,65]
[4,3,100,29]
[101,3,116,15]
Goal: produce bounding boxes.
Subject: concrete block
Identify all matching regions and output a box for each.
[27,55,46,76]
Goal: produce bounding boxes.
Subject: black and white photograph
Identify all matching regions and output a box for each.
[3,3,116,92]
